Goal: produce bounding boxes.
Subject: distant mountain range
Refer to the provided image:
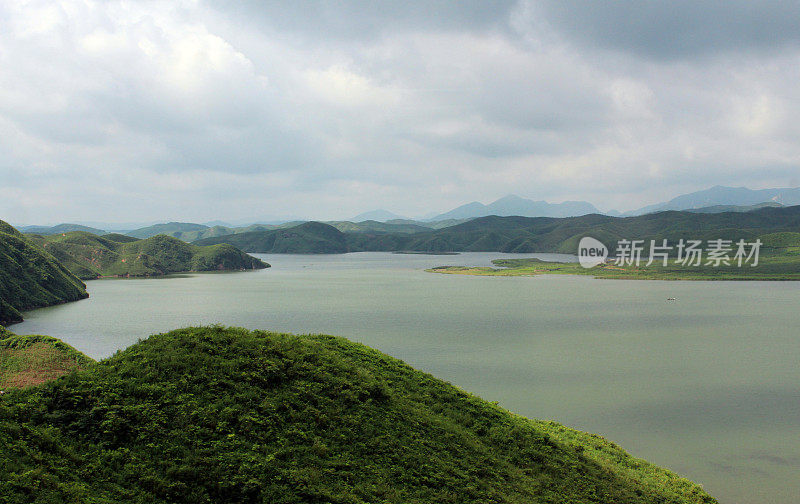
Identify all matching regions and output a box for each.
[15,186,800,236]
[19,223,107,235]
[352,186,800,221]
[427,195,600,221]
[626,185,800,215]
[193,205,800,254]
[350,209,408,222]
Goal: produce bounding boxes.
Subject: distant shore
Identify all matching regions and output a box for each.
[427,257,800,281]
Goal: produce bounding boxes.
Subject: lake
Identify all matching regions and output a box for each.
[11,252,800,504]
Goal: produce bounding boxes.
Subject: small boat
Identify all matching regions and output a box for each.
[667,297,676,301]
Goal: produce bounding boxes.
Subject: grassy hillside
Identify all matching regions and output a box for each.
[0,332,93,389]
[0,220,89,325]
[0,326,716,503]
[26,232,269,280]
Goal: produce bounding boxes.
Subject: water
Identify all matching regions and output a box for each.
[11,252,800,504]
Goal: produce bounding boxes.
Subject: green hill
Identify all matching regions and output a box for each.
[0,326,716,503]
[196,221,350,253]
[399,206,800,254]
[101,233,140,243]
[129,221,435,244]
[125,222,210,239]
[19,223,106,235]
[328,220,433,234]
[192,206,800,254]
[686,202,783,213]
[26,232,269,280]
[0,220,89,325]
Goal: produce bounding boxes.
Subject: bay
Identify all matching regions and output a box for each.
[11,252,800,504]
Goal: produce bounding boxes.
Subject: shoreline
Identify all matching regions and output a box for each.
[426,258,800,281]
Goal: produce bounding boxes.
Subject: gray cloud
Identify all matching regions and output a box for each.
[1,1,800,224]
[530,0,800,59]
[206,0,518,41]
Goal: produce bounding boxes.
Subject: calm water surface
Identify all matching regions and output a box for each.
[12,252,800,504]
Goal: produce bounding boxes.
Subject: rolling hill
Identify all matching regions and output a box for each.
[686,202,783,213]
[125,222,211,239]
[349,209,407,222]
[328,220,432,234]
[0,326,717,503]
[18,223,106,235]
[195,221,350,253]
[26,232,269,280]
[196,205,800,255]
[0,220,89,325]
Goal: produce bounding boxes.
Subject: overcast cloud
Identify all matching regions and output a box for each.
[2,0,800,224]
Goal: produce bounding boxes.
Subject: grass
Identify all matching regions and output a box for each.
[0,326,718,503]
[0,333,93,389]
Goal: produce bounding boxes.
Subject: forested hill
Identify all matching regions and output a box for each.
[195,205,800,254]
[0,220,88,325]
[26,232,270,280]
[195,221,350,253]
[0,326,717,503]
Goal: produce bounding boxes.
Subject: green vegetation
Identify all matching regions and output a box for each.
[686,201,783,213]
[0,332,93,389]
[101,233,139,243]
[328,220,432,234]
[196,221,350,253]
[0,220,89,325]
[19,223,106,235]
[428,244,800,280]
[0,326,716,503]
[194,205,800,255]
[125,222,212,240]
[129,220,453,243]
[405,206,800,255]
[26,232,269,280]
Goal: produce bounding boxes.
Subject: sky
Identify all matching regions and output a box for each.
[2,0,800,225]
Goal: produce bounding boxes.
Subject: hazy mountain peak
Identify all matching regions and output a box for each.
[350,209,407,222]
[491,194,527,204]
[628,185,800,215]
[430,195,599,221]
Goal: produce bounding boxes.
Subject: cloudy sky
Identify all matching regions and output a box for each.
[2,0,800,225]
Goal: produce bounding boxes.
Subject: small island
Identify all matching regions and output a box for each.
[428,253,800,281]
